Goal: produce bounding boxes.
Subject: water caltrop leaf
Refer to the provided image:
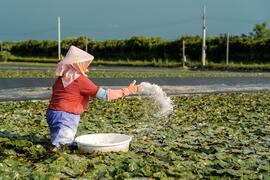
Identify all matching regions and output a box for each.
[0,92,270,178]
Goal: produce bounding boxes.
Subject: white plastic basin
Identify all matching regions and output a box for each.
[75,133,132,153]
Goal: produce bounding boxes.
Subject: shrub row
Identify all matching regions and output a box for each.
[2,36,270,63]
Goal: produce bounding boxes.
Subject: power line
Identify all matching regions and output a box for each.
[207,16,270,24]
[62,17,200,32]
[0,18,199,39]
[0,17,269,39]
[0,27,56,37]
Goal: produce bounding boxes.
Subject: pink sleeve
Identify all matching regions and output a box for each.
[107,88,130,101]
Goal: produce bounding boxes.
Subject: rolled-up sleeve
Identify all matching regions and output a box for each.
[96,88,108,100]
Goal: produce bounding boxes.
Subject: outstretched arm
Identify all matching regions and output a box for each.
[96,80,139,101]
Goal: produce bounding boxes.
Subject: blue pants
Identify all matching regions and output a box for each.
[46,109,80,149]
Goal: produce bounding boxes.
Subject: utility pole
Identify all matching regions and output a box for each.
[201,5,206,66]
[0,41,6,62]
[0,41,2,53]
[226,33,229,65]
[182,40,186,67]
[58,16,61,61]
[85,37,88,52]
[0,41,2,61]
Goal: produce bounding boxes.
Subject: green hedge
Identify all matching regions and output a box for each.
[3,35,270,63]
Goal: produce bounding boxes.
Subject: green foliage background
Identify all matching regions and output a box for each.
[2,35,270,64]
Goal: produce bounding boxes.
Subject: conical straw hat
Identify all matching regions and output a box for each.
[61,45,94,64]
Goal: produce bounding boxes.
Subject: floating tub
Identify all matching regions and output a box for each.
[75,133,132,153]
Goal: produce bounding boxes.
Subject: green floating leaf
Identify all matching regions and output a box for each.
[0,92,270,179]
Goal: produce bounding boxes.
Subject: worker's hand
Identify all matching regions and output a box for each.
[127,80,139,94]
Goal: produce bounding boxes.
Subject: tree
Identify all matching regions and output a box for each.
[249,22,270,39]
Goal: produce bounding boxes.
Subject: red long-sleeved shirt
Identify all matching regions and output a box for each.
[48,75,99,114]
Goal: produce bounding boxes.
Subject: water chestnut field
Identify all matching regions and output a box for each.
[0,92,270,179]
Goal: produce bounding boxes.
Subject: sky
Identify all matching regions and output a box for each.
[0,0,270,41]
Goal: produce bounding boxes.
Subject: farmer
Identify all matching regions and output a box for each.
[46,45,139,149]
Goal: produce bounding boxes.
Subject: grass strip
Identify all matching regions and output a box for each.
[0,70,270,78]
